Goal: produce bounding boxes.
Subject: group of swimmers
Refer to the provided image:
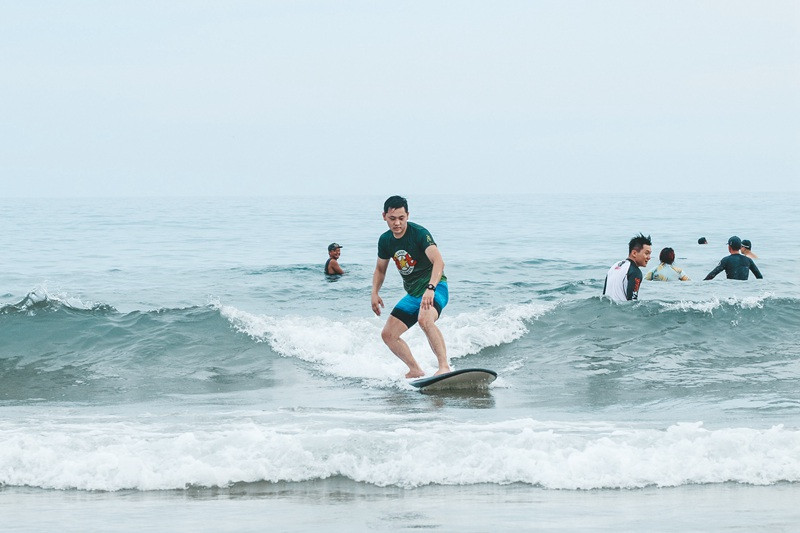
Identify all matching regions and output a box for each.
[603,234,763,303]
[322,196,764,377]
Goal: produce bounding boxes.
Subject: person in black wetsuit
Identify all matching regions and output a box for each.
[325,243,344,275]
[704,236,763,281]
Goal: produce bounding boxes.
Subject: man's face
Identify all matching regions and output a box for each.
[631,245,652,267]
[329,248,341,259]
[383,207,408,237]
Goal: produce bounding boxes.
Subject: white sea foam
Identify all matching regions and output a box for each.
[2,418,799,492]
[12,284,104,312]
[217,302,555,384]
[659,292,774,314]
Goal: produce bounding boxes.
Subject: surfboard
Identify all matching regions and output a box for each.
[409,368,497,392]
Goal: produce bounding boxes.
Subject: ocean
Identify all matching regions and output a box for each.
[2,193,800,531]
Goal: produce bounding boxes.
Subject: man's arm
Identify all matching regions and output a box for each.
[327,259,344,275]
[422,245,445,310]
[626,269,642,300]
[371,258,389,315]
[704,261,725,281]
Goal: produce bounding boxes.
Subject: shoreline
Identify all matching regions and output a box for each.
[4,480,800,532]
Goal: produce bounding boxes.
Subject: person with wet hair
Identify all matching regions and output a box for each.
[645,247,690,281]
[603,233,652,302]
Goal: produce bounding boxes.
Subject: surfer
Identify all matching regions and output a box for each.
[325,243,344,275]
[645,247,690,281]
[704,236,763,280]
[370,195,451,378]
[741,239,759,260]
[602,233,652,302]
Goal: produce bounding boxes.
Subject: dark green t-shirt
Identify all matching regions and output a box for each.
[378,221,447,297]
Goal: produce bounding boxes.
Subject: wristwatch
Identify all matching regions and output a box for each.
[426,284,437,291]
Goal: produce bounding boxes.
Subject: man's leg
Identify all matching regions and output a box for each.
[418,306,450,375]
[381,315,425,378]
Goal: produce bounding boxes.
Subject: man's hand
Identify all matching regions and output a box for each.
[421,289,434,310]
[371,293,384,316]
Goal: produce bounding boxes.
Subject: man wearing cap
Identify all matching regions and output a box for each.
[741,239,759,260]
[704,236,763,281]
[325,243,344,275]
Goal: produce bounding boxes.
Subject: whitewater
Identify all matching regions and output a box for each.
[2,193,800,531]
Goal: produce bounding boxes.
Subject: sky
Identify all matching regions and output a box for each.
[2,1,799,197]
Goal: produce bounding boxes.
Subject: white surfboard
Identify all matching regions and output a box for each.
[409,368,497,392]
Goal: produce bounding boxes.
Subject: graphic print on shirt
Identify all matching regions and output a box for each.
[392,250,417,275]
[631,277,641,298]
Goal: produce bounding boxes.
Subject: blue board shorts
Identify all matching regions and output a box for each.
[390,282,449,328]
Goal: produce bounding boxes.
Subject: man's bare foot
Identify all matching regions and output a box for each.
[433,367,452,376]
[405,369,425,378]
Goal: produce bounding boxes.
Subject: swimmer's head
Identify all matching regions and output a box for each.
[628,233,652,253]
[659,247,675,265]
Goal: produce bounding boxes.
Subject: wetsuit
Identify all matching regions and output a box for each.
[603,259,643,302]
[645,263,690,281]
[324,258,336,275]
[704,254,763,280]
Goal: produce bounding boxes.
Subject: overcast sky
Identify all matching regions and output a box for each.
[2,1,798,197]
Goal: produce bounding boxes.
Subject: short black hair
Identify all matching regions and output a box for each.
[659,247,675,264]
[383,195,408,214]
[629,233,652,253]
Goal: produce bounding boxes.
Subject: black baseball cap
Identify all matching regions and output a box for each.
[328,243,343,252]
[741,239,752,250]
[727,236,742,249]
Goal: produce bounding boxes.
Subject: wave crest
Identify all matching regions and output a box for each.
[657,292,775,314]
[1,286,115,315]
[218,302,556,384]
[3,418,799,491]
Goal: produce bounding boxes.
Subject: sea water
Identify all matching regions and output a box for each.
[2,193,799,531]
